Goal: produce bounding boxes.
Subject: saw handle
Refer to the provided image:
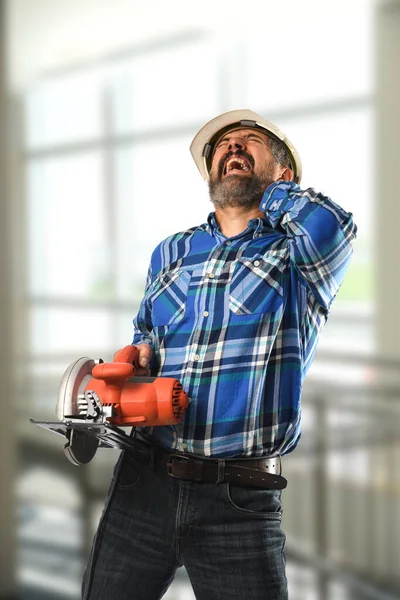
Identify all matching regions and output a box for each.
[91,345,139,384]
[113,345,140,366]
[92,361,134,381]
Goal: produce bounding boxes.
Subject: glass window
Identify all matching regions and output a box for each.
[25,68,104,149]
[110,40,221,134]
[27,152,111,300]
[30,307,113,354]
[113,135,207,301]
[244,9,371,110]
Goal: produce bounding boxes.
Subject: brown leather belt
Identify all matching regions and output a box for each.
[138,434,287,490]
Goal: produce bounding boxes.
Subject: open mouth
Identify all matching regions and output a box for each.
[223,156,252,177]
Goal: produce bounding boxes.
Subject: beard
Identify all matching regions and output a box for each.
[208,153,276,210]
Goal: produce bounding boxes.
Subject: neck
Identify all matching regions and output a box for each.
[213,205,264,238]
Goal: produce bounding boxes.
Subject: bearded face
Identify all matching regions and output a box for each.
[208,149,277,210]
[207,129,281,210]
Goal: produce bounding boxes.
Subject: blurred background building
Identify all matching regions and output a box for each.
[1,0,400,598]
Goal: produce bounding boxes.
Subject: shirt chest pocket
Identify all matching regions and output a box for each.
[229,254,285,315]
[149,269,192,327]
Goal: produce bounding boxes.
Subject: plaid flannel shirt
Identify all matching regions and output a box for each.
[132,181,357,458]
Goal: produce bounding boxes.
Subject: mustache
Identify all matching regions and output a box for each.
[217,151,255,179]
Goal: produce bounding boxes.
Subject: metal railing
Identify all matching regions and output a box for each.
[283,350,400,599]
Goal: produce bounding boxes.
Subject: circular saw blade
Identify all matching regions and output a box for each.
[56,357,96,420]
[64,428,99,466]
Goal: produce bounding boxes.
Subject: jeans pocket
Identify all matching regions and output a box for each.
[225,483,283,518]
[116,453,147,491]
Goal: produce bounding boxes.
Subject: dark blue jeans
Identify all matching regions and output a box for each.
[82,436,288,600]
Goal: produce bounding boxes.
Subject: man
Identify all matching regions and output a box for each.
[82,109,356,600]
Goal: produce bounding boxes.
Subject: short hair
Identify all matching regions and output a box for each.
[267,136,292,170]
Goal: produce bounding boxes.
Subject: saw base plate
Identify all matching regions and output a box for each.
[30,419,140,465]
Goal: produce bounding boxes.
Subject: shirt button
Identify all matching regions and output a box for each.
[208,272,215,279]
[203,311,209,317]
[254,260,261,267]
[226,240,232,245]
[193,354,200,361]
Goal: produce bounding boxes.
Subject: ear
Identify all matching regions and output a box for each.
[279,167,294,182]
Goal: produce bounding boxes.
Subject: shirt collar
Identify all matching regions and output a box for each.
[205,212,271,239]
[205,212,219,236]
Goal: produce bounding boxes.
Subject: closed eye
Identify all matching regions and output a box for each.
[245,135,265,144]
[215,134,266,149]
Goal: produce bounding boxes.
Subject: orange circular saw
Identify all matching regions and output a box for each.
[31,346,189,466]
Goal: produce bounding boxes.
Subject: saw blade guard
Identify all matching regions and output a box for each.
[56,357,97,420]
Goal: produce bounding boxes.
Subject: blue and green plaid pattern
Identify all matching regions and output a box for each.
[132,181,357,458]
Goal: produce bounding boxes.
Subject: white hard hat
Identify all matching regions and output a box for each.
[190,109,302,184]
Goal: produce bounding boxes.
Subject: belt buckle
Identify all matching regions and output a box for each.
[261,455,282,476]
[167,454,190,478]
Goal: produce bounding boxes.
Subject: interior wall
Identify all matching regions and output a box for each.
[0,0,17,596]
[376,0,400,358]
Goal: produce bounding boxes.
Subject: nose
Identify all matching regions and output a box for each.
[228,136,247,152]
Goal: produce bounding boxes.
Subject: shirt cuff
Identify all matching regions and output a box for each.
[132,335,153,348]
[259,181,299,214]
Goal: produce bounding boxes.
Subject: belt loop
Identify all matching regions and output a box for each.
[216,459,226,483]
